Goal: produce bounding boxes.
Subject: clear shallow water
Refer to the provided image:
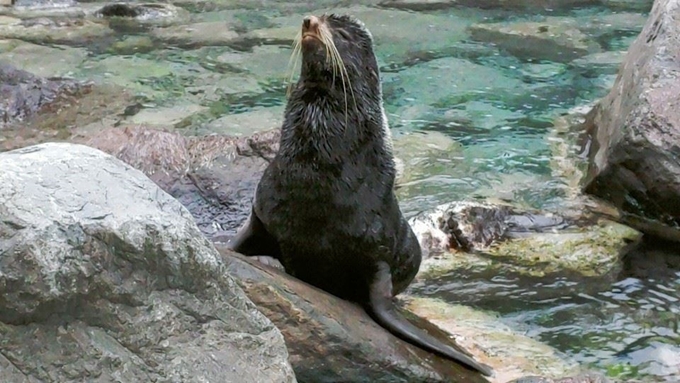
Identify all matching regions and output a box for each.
[3,0,678,381]
[410,242,680,381]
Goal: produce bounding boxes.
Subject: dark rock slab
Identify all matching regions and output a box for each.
[580,0,680,242]
[0,63,81,128]
[220,249,490,383]
[0,142,296,383]
[86,125,279,241]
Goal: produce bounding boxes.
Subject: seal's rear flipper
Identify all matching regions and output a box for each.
[226,209,282,259]
[367,262,494,377]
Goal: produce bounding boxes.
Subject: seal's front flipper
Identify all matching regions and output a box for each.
[367,261,494,377]
[226,209,282,259]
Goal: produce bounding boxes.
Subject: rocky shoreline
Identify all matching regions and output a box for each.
[1,0,677,381]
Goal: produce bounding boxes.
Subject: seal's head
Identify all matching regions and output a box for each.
[289,14,380,96]
[282,14,393,160]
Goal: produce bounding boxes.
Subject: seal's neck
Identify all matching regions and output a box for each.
[278,80,390,164]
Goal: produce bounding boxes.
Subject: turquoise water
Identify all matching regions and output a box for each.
[2,0,678,381]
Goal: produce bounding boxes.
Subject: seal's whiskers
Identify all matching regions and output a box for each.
[286,31,303,97]
[319,26,357,126]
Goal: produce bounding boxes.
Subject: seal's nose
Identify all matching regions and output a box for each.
[302,15,320,34]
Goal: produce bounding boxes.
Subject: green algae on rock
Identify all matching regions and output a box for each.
[483,219,641,277]
[410,200,641,278]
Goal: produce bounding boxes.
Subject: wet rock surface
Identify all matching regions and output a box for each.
[410,201,641,277]
[408,200,568,254]
[0,142,297,383]
[581,0,680,241]
[0,63,81,128]
[220,250,490,383]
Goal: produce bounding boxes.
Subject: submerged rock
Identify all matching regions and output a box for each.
[93,2,189,25]
[0,17,112,45]
[380,0,595,10]
[580,0,680,242]
[11,0,74,8]
[151,20,240,48]
[601,0,653,11]
[403,297,581,383]
[469,17,601,63]
[0,142,297,383]
[0,63,80,128]
[221,250,489,383]
[0,40,88,78]
[570,51,627,76]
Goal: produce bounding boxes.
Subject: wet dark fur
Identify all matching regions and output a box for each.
[228,14,493,377]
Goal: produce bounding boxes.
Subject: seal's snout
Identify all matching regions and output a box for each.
[302,15,320,34]
[302,15,322,44]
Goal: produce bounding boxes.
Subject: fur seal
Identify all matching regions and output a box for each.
[227,13,493,377]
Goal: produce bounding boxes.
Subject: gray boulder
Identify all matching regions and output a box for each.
[0,142,296,383]
[580,0,680,242]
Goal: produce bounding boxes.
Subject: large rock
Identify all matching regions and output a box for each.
[221,251,489,383]
[580,0,680,241]
[0,143,296,383]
